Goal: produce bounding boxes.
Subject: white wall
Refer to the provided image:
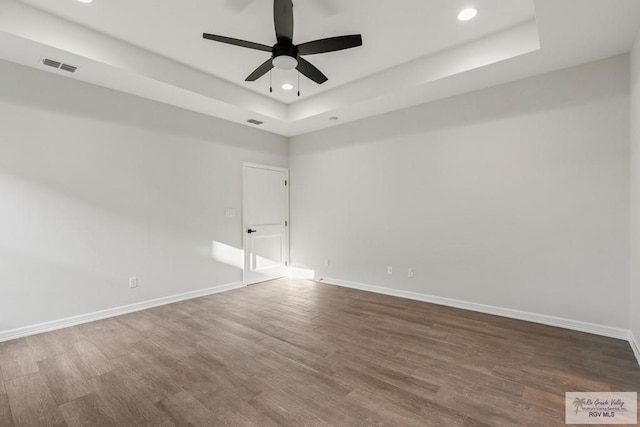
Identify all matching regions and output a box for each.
[0,52,634,337]
[290,55,630,329]
[631,32,640,342]
[0,59,288,333]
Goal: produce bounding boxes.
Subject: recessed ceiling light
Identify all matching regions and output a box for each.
[281,83,294,91]
[457,8,478,21]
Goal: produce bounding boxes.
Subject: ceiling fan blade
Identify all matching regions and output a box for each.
[203,33,272,52]
[297,35,363,56]
[245,58,275,81]
[274,0,294,44]
[296,57,327,84]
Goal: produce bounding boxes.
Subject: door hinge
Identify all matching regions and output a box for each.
[284,180,287,186]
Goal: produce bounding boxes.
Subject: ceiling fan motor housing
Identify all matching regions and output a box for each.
[272,44,299,69]
[273,44,298,58]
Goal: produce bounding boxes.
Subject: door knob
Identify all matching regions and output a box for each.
[247,229,257,234]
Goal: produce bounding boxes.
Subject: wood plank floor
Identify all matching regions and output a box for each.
[0,278,638,426]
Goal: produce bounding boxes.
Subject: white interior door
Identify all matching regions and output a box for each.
[243,163,289,285]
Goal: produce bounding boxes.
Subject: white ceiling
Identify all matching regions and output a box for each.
[0,0,639,136]
[13,0,535,101]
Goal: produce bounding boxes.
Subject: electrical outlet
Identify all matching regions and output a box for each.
[387,266,393,275]
[129,277,138,288]
[408,268,415,278]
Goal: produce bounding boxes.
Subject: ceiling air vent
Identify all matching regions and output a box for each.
[59,64,78,73]
[247,119,264,125]
[40,57,78,73]
[42,58,62,69]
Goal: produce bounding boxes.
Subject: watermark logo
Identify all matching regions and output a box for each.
[566,392,637,424]
[572,397,587,413]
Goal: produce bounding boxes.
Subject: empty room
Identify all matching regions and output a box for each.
[1,0,640,425]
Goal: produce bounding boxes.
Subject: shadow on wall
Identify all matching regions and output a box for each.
[0,170,244,329]
[0,246,120,331]
[0,170,233,273]
[0,101,261,240]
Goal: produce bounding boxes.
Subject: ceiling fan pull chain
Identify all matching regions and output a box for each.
[270,70,273,93]
[297,71,300,97]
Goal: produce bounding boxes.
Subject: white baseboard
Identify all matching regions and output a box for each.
[3,277,638,367]
[0,281,245,343]
[319,277,630,341]
[630,331,640,366]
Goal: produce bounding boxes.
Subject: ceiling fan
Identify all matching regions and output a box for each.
[203,0,362,85]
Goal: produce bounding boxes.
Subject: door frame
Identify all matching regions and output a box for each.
[242,162,290,285]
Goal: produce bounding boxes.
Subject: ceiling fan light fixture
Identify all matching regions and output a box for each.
[77,0,94,3]
[281,83,294,90]
[272,55,298,70]
[457,8,478,21]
